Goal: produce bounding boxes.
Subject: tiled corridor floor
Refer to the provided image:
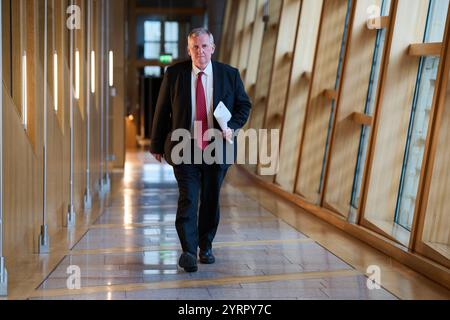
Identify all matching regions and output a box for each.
[25,151,403,300]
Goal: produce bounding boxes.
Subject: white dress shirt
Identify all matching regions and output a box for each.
[191,61,214,137]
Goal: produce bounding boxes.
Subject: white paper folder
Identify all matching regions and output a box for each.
[214,102,233,144]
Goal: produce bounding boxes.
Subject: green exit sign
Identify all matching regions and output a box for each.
[159,54,173,64]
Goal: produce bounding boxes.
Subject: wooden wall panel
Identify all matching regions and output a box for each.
[73,0,89,210]
[110,0,126,168]
[34,0,45,236]
[94,0,104,188]
[75,0,86,120]
[2,0,11,92]
[89,95,102,194]
[47,92,68,231]
[296,0,352,204]
[362,0,429,224]
[11,0,21,112]
[248,0,282,132]
[54,0,66,132]
[323,0,382,216]
[74,104,87,216]
[219,0,238,64]
[244,0,265,97]
[276,0,323,192]
[246,0,282,174]
[263,0,301,132]
[46,0,54,113]
[218,0,232,62]
[3,86,40,257]
[27,0,37,149]
[237,0,257,75]
[229,0,247,68]
[4,0,43,256]
[2,0,124,259]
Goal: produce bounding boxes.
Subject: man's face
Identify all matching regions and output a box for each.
[187,33,215,69]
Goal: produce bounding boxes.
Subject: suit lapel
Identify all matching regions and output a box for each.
[212,61,223,112]
[183,65,192,130]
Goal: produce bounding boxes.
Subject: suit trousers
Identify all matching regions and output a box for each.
[173,161,229,256]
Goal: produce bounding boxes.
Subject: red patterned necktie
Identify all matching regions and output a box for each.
[196,72,208,150]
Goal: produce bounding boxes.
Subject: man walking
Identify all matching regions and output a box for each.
[150,28,252,272]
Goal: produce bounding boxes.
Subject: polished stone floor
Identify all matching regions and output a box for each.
[30,151,399,300]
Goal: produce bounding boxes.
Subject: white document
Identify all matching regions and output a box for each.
[214,102,233,144]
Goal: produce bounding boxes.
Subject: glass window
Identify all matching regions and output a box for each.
[164,21,179,59]
[143,21,179,60]
[164,21,178,42]
[164,42,178,60]
[351,0,392,210]
[144,43,160,60]
[424,0,449,42]
[396,0,449,231]
[144,66,161,77]
[144,20,161,41]
[144,21,161,59]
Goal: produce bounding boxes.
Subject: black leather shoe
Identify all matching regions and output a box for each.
[179,252,198,272]
[199,249,215,264]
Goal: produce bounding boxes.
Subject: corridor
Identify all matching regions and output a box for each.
[2,0,450,302]
[4,151,444,300]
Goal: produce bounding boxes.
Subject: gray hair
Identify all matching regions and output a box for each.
[188,28,215,45]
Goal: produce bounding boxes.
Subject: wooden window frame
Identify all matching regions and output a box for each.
[359,0,449,250]
[367,15,390,30]
[411,7,450,268]
[275,0,324,193]
[408,42,443,56]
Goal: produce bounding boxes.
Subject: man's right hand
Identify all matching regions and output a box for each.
[151,153,163,163]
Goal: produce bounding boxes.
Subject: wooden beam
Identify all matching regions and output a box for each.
[284,51,294,61]
[301,71,312,81]
[367,16,390,30]
[408,42,442,57]
[2,0,11,92]
[323,89,338,101]
[135,7,206,16]
[350,112,373,126]
[243,0,265,89]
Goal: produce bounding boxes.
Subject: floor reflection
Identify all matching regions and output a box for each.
[33,151,398,300]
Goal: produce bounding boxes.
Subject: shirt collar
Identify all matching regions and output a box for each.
[192,61,213,77]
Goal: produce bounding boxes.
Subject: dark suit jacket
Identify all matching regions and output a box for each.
[150,60,252,168]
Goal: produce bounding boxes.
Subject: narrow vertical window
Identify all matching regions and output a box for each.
[351,0,392,210]
[396,0,449,231]
[143,21,161,60]
[164,21,179,59]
